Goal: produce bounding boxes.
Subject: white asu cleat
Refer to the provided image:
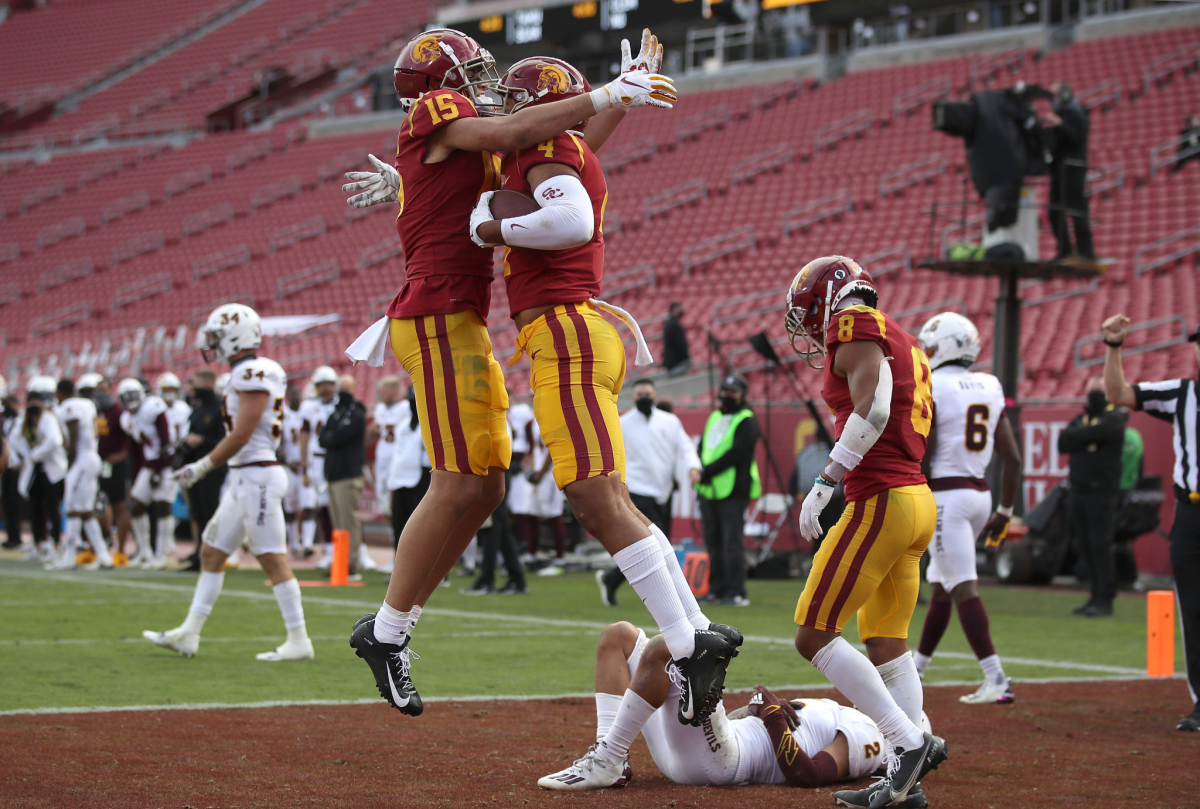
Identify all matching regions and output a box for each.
[141,556,168,570]
[959,677,1015,705]
[143,627,200,657]
[538,745,629,791]
[256,638,315,661]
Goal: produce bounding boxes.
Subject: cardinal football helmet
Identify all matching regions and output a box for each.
[494,57,590,121]
[918,312,981,370]
[200,303,262,363]
[393,28,499,113]
[785,255,878,369]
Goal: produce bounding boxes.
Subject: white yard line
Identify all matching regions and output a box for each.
[0,630,581,647]
[0,569,1147,676]
[0,674,1181,718]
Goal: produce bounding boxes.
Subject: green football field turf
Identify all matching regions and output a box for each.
[0,558,1181,713]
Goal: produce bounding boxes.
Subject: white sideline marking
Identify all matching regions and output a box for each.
[0,674,1180,718]
[0,630,581,647]
[0,569,1147,676]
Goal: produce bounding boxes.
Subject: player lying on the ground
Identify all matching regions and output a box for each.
[539,622,928,796]
[142,303,313,662]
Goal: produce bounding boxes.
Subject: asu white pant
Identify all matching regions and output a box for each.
[130,466,179,505]
[926,487,992,591]
[64,452,102,513]
[299,456,327,509]
[202,465,289,557]
[283,466,303,513]
[625,630,745,786]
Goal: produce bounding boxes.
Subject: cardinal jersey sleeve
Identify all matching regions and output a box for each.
[511,131,587,176]
[405,89,478,140]
[824,305,889,352]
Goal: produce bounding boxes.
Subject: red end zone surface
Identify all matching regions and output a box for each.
[1,679,1195,808]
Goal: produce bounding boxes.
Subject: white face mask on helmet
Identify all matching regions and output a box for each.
[918,312,981,370]
[156,372,182,403]
[200,303,262,363]
[117,378,146,412]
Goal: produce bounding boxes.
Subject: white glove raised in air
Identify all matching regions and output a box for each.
[173,456,214,490]
[621,28,663,74]
[589,71,678,113]
[798,477,836,541]
[470,190,498,248]
[342,154,400,208]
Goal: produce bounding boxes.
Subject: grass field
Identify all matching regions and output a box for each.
[0,556,1181,713]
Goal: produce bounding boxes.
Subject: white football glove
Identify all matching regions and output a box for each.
[173,456,214,490]
[342,154,399,208]
[621,28,663,74]
[589,72,678,113]
[798,477,836,541]
[470,190,498,248]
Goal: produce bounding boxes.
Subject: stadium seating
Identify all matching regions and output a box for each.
[2,21,1198,404]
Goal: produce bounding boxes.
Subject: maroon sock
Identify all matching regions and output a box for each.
[516,515,539,555]
[317,508,333,544]
[917,598,953,658]
[957,596,996,660]
[549,516,566,558]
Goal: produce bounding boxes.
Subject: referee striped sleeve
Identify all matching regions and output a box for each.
[1134,378,1183,416]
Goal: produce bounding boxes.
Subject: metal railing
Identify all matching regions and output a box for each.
[893,297,967,324]
[193,244,251,281]
[277,260,340,299]
[40,257,93,292]
[111,231,164,265]
[164,165,212,198]
[969,49,1025,91]
[644,178,708,220]
[782,190,853,236]
[1134,223,1200,277]
[269,216,326,252]
[1142,43,1200,94]
[1150,133,1200,177]
[602,136,658,174]
[250,175,301,210]
[681,227,756,274]
[182,202,235,239]
[226,138,273,172]
[1075,314,1188,368]
[1086,164,1124,198]
[894,77,951,119]
[814,110,872,152]
[0,285,20,308]
[32,302,91,338]
[79,156,125,187]
[36,216,86,252]
[684,23,754,75]
[749,80,806,116]
[1078,79,1121,112]
[359,236,403,271]
[0,244,16,266]
[731,143,792,186]
[859,243,912,278]
[114,273,172,310]
[604,266,656,300]
[880,154,946,198]
[677,104,732,142]
[101,190,150,226]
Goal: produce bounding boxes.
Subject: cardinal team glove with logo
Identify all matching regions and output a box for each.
[343,154,400,208]
[590,72,678,112]
[621,28,663,74]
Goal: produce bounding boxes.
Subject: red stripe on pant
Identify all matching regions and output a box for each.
[544,309,591,480]
[415,317,445,470]
[803,500,868,628]
[433,314,471,469]
[824,492,890,628]
[563,304,614,474]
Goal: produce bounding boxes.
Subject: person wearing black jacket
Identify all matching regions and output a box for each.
[1057,377,1127,617]
[320,375,367,578]
[1045,81,1094,260]
[1,392,21,549]
[661,302,691,375]
[179,369,227,571]
[695,376,761,606]
[1173,114,1200,173]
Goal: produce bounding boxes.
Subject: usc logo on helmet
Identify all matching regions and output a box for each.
[411,35,445,63]
[536,64,570,94]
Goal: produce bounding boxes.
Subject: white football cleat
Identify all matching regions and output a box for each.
[143,627,200,657]
[256,638,315,661]
[141,556,168,570]
[44,553,77,570]
[959,677,1015,705]
[538,745,629,791]
[358,544,378,571]
[315,553,333,570]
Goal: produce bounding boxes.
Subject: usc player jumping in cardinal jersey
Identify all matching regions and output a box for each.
[783,256,948,809]
[470,56,741,733]
[343,28,678,718]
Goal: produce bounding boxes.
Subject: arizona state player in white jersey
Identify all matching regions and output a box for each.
[157,372,192,451]
[280,384,308,556]
[118,378,178,569]
[538,622,931,794]
[298,366,338,566]
[913,313,1021,705]
[143,303,313,662]
[53,377,112,569]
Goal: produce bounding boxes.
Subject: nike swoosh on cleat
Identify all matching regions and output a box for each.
[386,665,410,707]
[680,688,694,720]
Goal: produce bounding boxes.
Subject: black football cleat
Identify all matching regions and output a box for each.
[835,781,927,809]
[671,629,736,727]
[1177,709,1200,732]
[707,622,744,652]
[867,733,947,808]
[349,613,423,717]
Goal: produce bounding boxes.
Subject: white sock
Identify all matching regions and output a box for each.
[132,514,150,557]
[913,651,932,676]
[272,577,307,633]
[157,515,176,557]
[410,604,423,630]
[597,688,656,763]
[66,517,83,554]
[181,570,225,634]
[301,519,316,549]
[595,692,622,743]
[876,651,924,725]
[979,653,1005,684]
[612,536,695,660]
[648,524,709,631]
[811,636,924,751]
[286,519,299,550]
[374,602,413,645]
[83,520,113,566]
